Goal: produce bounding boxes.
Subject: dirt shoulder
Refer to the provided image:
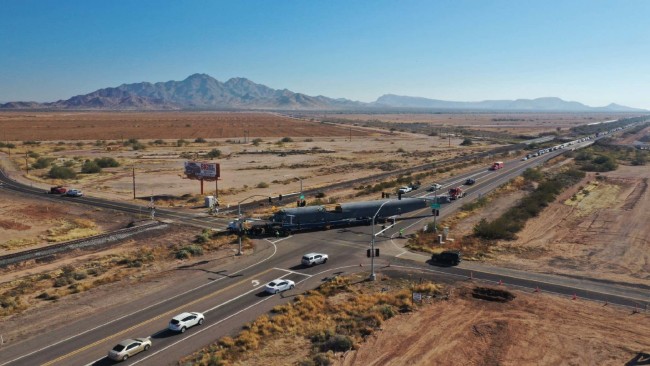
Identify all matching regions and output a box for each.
[338,284,649,366]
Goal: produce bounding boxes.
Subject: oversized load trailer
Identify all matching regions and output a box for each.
[270,198,428,232]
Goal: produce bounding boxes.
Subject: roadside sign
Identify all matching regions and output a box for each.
[299,195,305,200]
[412,292,422,302]
[431,203,441,209]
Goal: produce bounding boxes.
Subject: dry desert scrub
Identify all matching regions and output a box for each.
[179,275,442,366]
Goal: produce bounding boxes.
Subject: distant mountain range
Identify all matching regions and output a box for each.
[1,73,645,112]
[374,94,646,112]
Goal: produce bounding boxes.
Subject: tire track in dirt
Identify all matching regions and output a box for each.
[621,178,648,211]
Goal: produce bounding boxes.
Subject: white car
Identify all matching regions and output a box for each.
[302,253,328,266]
[265,279,295,294]
[65,189,83,197]
[168,312,205,333]
[108,338,152,362]
[521,157,528,161]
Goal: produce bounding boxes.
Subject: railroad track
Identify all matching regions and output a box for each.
[0,221,168,267]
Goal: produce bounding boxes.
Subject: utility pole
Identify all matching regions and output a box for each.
[132,167,136,199]
[24,152,29,175]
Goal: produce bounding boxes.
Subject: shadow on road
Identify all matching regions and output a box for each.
[289,264,309,271]
[90,357,118,366]
[255,290,273,297]
[151,329,178,339]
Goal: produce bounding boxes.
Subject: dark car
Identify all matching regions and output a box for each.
[431,250,462,266]
[464,178,476,185]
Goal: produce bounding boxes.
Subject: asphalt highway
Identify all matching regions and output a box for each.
[1,137,648,365]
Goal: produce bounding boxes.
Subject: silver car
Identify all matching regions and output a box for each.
[108,337,152,362]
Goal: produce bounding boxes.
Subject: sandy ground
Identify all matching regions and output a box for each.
[0,112,492,207]
[0,190,132,253]
[488,165,650,287]
[338,285,649,366]
[316,113,633,135]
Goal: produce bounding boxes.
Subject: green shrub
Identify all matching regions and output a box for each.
[27,151,40,158]
[460,138,473,146]
[195,137,207,143]
[256,182,269,188]
[131,142,146,150]
[320,334,353,352]
[280,137,293,143]
[205,149,222,158]
[81,160,102,174]
[32,157,55,169]
[48,166,77,179]
[94,157,120,168]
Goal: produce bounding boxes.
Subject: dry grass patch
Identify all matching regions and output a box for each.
[45,218,100,242]
[180,275,442,366]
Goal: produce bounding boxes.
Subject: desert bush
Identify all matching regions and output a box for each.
[460,138,473,146]
[23,140,41,145]
[94,157,120,168]
[205,149,221,159]
[256,182,269,188]
[81,160,102,174]
[32,157,55,169]
[252,138,263,146]
[48,166,76,179]
[195,137,207,143]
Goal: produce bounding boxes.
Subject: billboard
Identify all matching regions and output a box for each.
[184,161,220,180]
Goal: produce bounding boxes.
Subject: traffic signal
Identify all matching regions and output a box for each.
[366,248,380,257]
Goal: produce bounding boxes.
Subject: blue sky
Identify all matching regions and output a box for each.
[1,0,649,108]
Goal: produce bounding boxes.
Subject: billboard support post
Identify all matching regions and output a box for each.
[200,179,204,195]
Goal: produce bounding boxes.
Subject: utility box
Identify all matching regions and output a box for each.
[204,195,216,208]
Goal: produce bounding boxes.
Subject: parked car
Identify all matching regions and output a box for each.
[302,253,328,266]
[427,183,443,192]
[430,250,462,266]
[108,338,152,362]
[168,312,205,333]
[265,279,295,294]
[521,157,528,161]
[65,189,83,197]
[464,178,476,185]
[49,186,67,194]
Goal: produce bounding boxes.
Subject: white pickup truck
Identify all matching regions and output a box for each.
[398,186,413,194]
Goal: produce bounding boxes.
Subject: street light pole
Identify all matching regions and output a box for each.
[370,200,392,281]
[237,194,273,256]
